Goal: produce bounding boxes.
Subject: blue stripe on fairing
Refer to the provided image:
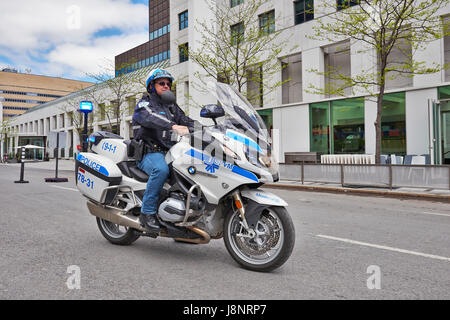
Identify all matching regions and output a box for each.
[225,131,262,152]
[231,166,259,182]
[185,149,258,182]
[186,149,210,162]
[76,153,110,177]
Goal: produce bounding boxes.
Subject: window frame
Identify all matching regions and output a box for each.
[259,10,276,35]
[230,0,244,8]
[230,21,245,46]
[179,43,189,63]
[179,10,188,30]
[294,0,314,25]
[336,0,359,11]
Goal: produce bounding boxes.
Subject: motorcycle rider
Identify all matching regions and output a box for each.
[132,69,196,232]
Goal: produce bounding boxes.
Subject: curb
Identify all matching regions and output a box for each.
[262,183,450,203]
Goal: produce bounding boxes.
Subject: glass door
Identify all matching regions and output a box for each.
[442,110,450,164]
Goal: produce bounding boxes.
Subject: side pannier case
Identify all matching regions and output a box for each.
[75,153,122,204]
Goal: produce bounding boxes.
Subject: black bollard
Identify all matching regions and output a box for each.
[15,147,29,184]
[45,132,68,183]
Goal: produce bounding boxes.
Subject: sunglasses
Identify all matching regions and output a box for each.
[156,81,172,87]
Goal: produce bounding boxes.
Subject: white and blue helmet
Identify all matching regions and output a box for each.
[146,69,174,93]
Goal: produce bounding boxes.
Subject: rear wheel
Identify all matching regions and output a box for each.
[223,206,295,272]
[96,218,141,245]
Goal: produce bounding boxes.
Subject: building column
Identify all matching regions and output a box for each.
[44,117,49,136]
[73,130,80,155]
[14,135,19,156]
[120,119,130,140]
[64,130,70,158]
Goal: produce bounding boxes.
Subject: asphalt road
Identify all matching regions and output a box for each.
[0,164,449,300]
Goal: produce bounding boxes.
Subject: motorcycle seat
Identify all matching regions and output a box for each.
[118,161,149,183]
[129,165,149,183]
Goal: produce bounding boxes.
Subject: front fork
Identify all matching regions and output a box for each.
[232,191,256,238]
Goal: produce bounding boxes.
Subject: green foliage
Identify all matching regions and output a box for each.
[188,0,295,105]
[307,0,450,162]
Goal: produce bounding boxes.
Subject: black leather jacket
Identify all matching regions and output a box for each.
[132,93,196,151]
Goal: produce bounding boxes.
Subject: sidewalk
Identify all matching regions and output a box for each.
[3,159,77,171]
[263,179,450,203]
[3,159,449,202]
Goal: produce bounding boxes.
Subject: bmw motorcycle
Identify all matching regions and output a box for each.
[75,82,295,272]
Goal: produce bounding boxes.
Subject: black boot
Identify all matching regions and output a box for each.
[139,214,161,233]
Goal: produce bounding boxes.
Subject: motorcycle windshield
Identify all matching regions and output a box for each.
[208,82,271,154]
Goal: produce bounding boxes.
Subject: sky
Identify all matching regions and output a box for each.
[0,0,150,83]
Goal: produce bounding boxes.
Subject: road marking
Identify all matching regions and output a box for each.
[316,234,450,262]
[422,211,450,217]
[50,185,78,192]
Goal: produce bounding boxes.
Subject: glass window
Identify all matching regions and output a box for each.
[257,109,273,135]
[310,102,330,154]
[381,92,406,155]
[332,98,365,154]
[179,43,189,63]
[310,98,364,154]
[231,0,244,7]
[259,10,275,35]
[231,22,244,46]
[179,10,188,30]
[294,0,314,25]
[337,0,359,11]
[438,85,450,100]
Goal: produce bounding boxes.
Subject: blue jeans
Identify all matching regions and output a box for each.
[137,152,169,215]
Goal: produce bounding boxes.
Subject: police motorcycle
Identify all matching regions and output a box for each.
[75,82,295,272]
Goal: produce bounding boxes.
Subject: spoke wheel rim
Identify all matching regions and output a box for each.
[99,219,130,239]
[228,208,284,265]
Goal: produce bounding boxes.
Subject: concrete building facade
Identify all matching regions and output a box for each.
[0,70,93,119]
[4,0,450,164]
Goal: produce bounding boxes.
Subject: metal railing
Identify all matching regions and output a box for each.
[278,163,450,190]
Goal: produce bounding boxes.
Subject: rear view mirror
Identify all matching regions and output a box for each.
[200,104,225,123]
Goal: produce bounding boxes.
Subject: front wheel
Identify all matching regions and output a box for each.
[223,206,295,272]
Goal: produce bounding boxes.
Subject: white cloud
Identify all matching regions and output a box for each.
[48,32,149,78]
[0,0,149,79]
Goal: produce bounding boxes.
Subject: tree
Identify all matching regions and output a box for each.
[307,0,450,162]
[58,86,97,141]
[188,0,295,106]
[86,59,148,133]
[0,119,11,160]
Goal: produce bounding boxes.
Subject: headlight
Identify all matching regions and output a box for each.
[258,154,272,167]
[223,146,239,159]
[244,146,268,168]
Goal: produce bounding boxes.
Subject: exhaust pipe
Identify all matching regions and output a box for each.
[86,200,146,232]
[174,226,211,244]
[87,201,211,243]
